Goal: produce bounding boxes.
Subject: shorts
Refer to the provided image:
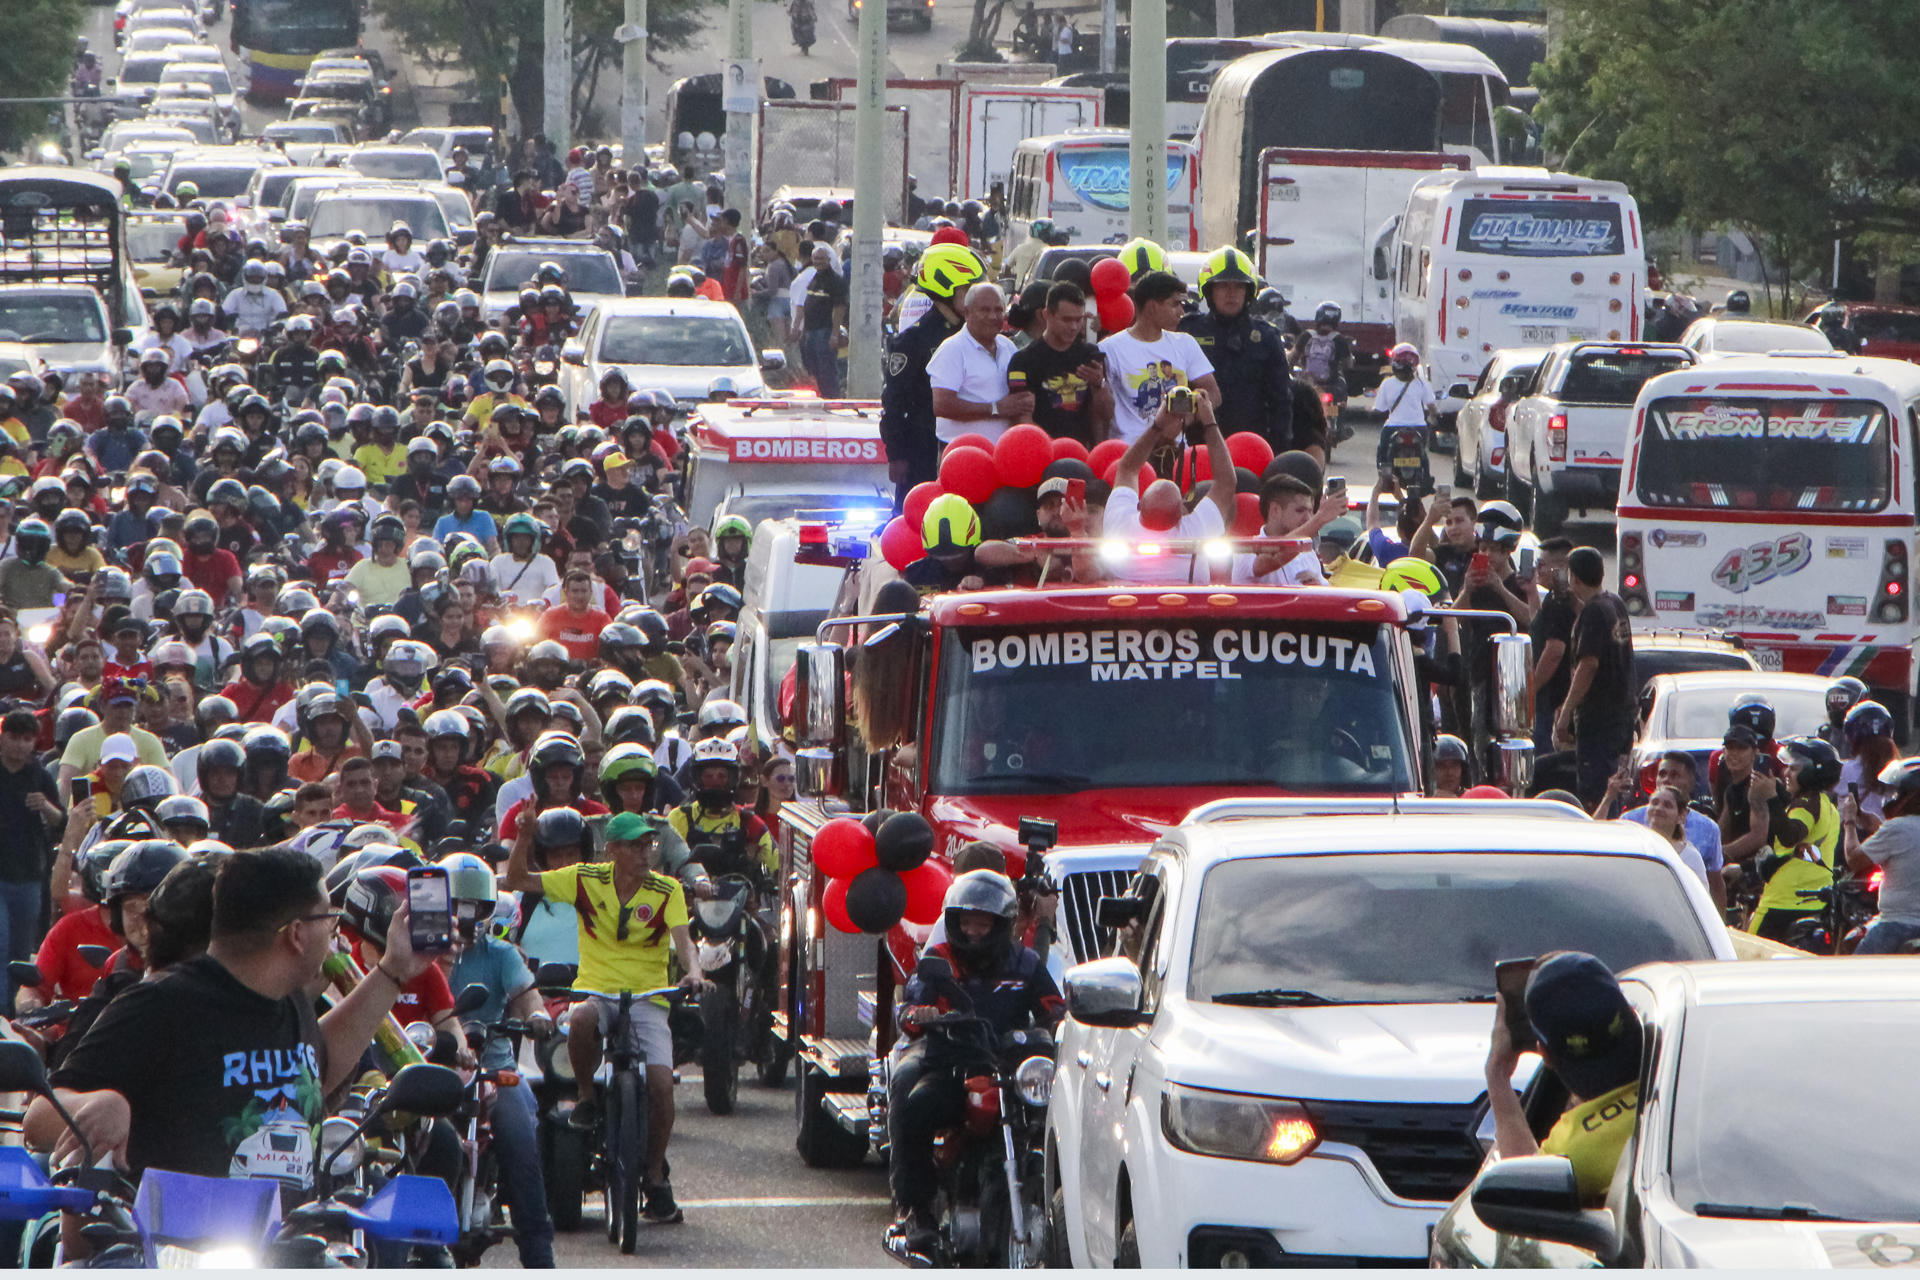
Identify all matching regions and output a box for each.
[585,995,673,1066]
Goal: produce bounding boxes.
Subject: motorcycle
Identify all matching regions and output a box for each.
[422,983,530,1266]
[791,1,817,53]
[1789,874,1881,955]
[882,955,1056,1270]
[686,852,784,1112]
[1382,423,1433,499]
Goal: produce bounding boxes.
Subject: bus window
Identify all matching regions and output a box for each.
[1909,406,1920,529]
[1454,198,1626,258]
[1636,397,1892,514]
[1418,248,1430,297]
[1439,73,1496,159]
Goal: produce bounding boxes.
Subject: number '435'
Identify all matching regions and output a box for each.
[1711,533,1811,594]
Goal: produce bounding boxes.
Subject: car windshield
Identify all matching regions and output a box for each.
[1187,853,1713,1005]
[1557,350,1691,405]
[118,57,170,85]
[487,251,622,296]
[1633,650,1754,688]
[0,294,108,344]
[929,619,1415,794]
[168,165,255,198]
[346,151,440,181]
[1706,322,1832,355]
[253,170,311,210]
[126,218,186,262]
[1661,685,1829,740]
[1636,397,1891,513]
[598,315,749,366]
[302,79,367,102]
[265,123,337,143]
[310,197,449,241]
[1669,999,1920,1222]
[160,64,231,93]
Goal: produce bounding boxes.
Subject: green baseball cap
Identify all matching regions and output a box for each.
[606,811,663,843]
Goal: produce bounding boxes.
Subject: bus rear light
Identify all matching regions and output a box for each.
[1458,269,1472,282]
[1609,299,1623,312]
[1571,272,1585,285]
[1456,326,1469,338]
[1610,273,1622,285]
[1608,330,1622,340]
[1456,297,1470,309]
[1875,539,1909,623]
[1497,271,1510,281]
[1619,533,1653,615]
[1547,414,1568,461]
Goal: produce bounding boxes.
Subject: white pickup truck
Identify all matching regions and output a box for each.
[1504,341,1695,535]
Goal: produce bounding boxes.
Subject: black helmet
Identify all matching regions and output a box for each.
[941,869,1017,973]
[1433,734,1469,765]
[1843,699,1894,749]
[533,806,590,855]
[1723,290,1751,314]
[602,705,657,748]
[1825,676,1868,724]
[107,839,190,906]
[79,840,133,906]
[1728,693,1776,742]
[341,865,407,949]
[1782,735,1841,793]
[528,734,586,802]
[1314,301,1342,326]
[54,706,99,754]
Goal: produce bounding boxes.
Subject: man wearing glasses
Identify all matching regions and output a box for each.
[23,847,445,1197]
[504,808,711,1225]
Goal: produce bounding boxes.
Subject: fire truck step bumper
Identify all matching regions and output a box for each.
[824,1092,870,1137]
[799,1036,871,1082]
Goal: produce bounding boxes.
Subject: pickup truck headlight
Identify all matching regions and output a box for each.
[1161,1083,1318,1164]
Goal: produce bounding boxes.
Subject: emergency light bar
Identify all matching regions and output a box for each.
[1005,536,1316,586]
[736,399,881,414]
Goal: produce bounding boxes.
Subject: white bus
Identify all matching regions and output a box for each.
[1616,354,1920,733]
[1389,167,1645,419]
[1005,130,1200,252]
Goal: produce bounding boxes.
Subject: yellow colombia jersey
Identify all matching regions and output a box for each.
[1540,1082,1638,1205]
[668,804,777,875]
[536,862,687,999]
[1757,792,1838,917]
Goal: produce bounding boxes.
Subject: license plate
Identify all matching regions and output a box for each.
[1751,648,1784,672]
[1392,454,1422,469]
[1271,185,1301,202]
[1520,326,1561,343]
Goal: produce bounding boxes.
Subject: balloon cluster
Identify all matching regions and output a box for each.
[812,811,953,934]
[1088,257,1134,332]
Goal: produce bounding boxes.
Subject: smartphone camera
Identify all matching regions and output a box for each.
[407,867,455,953]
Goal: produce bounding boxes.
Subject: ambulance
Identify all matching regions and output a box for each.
[681,399,894,534]
[1616,353,1920,733]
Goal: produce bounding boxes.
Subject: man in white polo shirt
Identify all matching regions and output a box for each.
[926,283,1034,444]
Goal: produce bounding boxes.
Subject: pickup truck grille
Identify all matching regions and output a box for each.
[1302,1099,1483,1203]
[1057,868,1131,965]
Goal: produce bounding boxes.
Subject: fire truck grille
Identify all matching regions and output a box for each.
[1057,868,1133,965]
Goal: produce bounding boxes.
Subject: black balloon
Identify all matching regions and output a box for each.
[861,808,898,837]
[872,578,921,616]
[1265,449,1325,493]
[875,811,935,872]
[1040,457,1096,483]
[977,485,1039,539]
[1234,466,1262,493]
[845,866,907,934]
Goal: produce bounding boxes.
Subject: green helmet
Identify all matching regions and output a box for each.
[503,512,543,550]
[1197,246,1257,295]
[714,514,752,546]
[438,851,497,925]
[598,742,659,808]
[1116,237,1167,279]
[1029,218,1054,241]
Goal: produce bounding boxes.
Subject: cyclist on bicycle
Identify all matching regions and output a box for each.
[502,808,711,1225]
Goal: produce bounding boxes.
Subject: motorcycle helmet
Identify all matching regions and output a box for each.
[118,765,177,813]
[689,738,741,808]
[1825,676,1869,727]
[79,840,133,906]
[440,851,499,928]
[155,794,212,843]
[1782,735,1841,794]
[341,865,409,949]
[602,705,657,750]
[1728,694,1776,743]
[1433,734,1470,766]
[532,806,592,863]
[941,869,1018,973]
[598,742,658,809]
[1842,700,1894,750]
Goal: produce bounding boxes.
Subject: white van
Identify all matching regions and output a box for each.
[1616,353,1920,732]
[1390,168,1645,421]
[731,518,854,742]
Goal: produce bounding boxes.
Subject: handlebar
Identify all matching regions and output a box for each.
[549,985,685,1004]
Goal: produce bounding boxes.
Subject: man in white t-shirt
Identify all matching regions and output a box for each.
[1099,271,1219,442]
[927,283,1031,444]
[1231,472,1346,587]
[1371,342,1438,469]
[1100,388,1234,584]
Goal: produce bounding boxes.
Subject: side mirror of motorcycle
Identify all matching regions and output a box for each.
[535,961,579,993]
[0,1039,50,1096]
[452,983,489,1019]
[77,945,113,969]
[8,960,42,989]
[378,1062,466,1118]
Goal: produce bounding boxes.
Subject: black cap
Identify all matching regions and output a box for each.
[1723,724,1760,748]
[1524,952,1641,1100]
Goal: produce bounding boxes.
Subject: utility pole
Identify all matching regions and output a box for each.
[848,0,888,397]
[1214,0,1234,37]
[722,0,757,217]
[1127,0,1165,244]
[618,0,647,172]
[1099,0,1116,74]
[544,0,571,153]
[1338,0,1375,34]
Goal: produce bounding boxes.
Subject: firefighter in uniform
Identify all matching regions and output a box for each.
[1179,247,1310,457]
[881,245,987,512]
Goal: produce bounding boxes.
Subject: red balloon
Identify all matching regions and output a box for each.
[938,445,1000,505]
[1096,292,1134,333]
[902,481,943,530]
[1049,436,1090,463]
[823,877,858,934]
[1225,432,1275,474]
[1231,490,1263,537]
[1100,459,1157,492]
[899,860,953,925]
[942,433,994,459]
[812,816,877,880]
[879,516,924,571]
[1087,439,1127,475]
[994,423,1052,489]
[1088,256,1130,300]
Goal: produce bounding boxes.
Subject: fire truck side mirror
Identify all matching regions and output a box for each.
[1489,633,1533,738]
[793,640,847,798]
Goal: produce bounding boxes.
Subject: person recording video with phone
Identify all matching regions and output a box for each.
[1483,951,1644,1207]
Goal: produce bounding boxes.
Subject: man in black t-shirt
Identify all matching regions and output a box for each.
[1528,537,1577,748]
[30,847,440,1189]
[0,711,59,1012]
[1553,546,1636,806]
[798,247,848,398]
[1006,281,1112,446]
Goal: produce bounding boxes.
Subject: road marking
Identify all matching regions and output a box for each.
[676,1195,892,1209]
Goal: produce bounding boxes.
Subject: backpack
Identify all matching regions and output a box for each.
[1301,331,1339,382]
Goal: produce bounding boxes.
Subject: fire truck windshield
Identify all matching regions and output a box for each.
[930,618,1415,794]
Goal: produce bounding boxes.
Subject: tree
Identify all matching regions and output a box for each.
[0,0,85,155]
[371,0,713,140]
[1534,0,1920,306]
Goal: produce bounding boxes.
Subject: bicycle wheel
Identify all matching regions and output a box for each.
[608,1070,645,1253]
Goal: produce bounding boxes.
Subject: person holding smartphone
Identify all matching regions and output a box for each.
[1482,952,1644,1207]
[1006,280,1114,447]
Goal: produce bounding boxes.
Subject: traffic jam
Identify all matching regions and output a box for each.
[0,0,1908,1269]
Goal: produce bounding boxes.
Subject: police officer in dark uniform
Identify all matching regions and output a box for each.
[880,244,984,512]
[1179,247,1312,456]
